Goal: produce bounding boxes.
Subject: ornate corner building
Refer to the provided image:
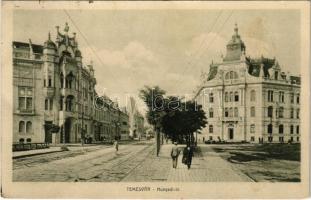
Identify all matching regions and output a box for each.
[195,24,300,143]
[13,23,130,144]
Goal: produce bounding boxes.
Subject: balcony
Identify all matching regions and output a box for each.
[222,116,242,122]
[60,88,76,97]
[16,109,35,115]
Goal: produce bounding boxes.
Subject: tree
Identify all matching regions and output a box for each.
[139,86,166,156]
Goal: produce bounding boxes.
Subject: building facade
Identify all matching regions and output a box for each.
[13,23,130,144]
[195,24,300,143]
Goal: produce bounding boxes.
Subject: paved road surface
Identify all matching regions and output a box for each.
[13,141,154,182]
[13,142,252,182]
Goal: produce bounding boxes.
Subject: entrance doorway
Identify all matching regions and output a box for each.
[228,128,234,140]
[61,118,72,143]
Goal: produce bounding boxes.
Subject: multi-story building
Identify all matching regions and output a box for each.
[195,24,300,143]
[13,23,130,144]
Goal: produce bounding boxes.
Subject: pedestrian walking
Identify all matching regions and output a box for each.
[170,142,180,169]
[182,145,193,169]
[114,140,119,152]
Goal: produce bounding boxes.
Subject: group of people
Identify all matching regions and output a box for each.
[170,142,193,169]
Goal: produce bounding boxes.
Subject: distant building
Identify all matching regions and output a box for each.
[194,24,300,143]
[13,23,130,144]
[127,97,145,139]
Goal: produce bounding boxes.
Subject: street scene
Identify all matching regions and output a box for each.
[12,9,301,183]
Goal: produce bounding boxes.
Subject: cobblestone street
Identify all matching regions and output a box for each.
[14,141,252,182]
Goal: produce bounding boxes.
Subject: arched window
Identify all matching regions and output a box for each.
[26,121,32,133]
[225,92,228,102]
[209,108,214,118]
[250,90,256,101]
[268,124,273,134]
[225,73,229,79]
[224,108,229,117]
[234,107,238,117]
[19,121,25,133]
[268,106,273,118]
[66,72,75,89]
[279,124,284,134]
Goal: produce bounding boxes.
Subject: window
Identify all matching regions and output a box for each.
[279,124,284,134]
[279,91,284,103]
[225,92,228,102]
[229,92,233,102]
[209,93,214,103]
[19,138,25,143]
[251,136,255,141]
[234,92,239,102]
[268,124,273,134]
[26,138,32,143]
[278,107,284,118]
[60,73,64,88]
[250,107,255,117]
[229,108,233,117]
[296,125,299,134]
[224,108,229,117]
[209,136,213,140]
[50,99,53,110]
[268,90,273,102]
[297,109,300,119]
[19,121,25,133]
[44,79,46,87]
[45,99,49,110]
[234,107,238,117]
[290,125,294,134]
[296,94,300,104]
[26,121,32,133]
[268,136,273,142]
[279,137,284,143]
[250,124,255,133]
[66,96,74,112]
[209,125,213,133]
[209,108,214,118]
[290,93,294,103]
[18,87,33,111]
[297,137,299,142]
[290,108,294,118]
[250,90,256,102]
[48,75,52,87]
[60,97,63,111]
[268,106,273,118]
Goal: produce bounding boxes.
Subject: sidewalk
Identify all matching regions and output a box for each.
[123,143,252,182]
[13,147,62,159]
[166,144,252,182]
[13,144,108,159]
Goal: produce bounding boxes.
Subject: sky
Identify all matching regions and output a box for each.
[13,9,301,112]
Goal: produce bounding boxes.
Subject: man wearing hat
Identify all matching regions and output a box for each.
[170,142,180,169]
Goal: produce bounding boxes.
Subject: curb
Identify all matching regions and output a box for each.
[13,150,63,159]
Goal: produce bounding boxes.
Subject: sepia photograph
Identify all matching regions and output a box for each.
[1,1,310,199]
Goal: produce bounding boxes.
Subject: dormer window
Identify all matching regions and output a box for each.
[274,71,278,80]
